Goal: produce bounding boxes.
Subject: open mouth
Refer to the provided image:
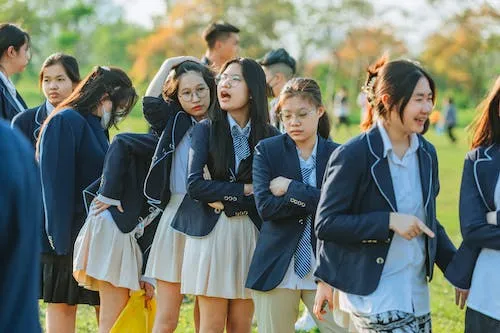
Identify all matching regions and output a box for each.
[220,90,231,100]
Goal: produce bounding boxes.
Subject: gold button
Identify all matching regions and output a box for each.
[376,257,384,264]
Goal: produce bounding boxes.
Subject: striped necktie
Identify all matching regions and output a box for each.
[294,156,316,278]
[231,125,251,161]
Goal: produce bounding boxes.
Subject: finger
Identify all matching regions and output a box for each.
[455,289,459,306]
[313,297,326,321]
[418,221,435,238]
[460,294,466,310]
[93,206,106,215]
[117,205,124,213]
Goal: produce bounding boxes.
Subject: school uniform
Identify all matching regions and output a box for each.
[142,96,200,283]
[39,108,107,305]
[73,131,161,291]
[0,71,27,120]
[0,120,42,333]
[181,115,279,299]
[314,122,456,332]
[247,133,344,332]
[444,144,500,332]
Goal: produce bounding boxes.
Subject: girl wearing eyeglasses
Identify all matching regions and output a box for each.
[37,66,137,333]
[183,58,279,333]
[0,23,30,120]
[246,77,345,332]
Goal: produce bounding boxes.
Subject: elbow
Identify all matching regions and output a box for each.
[186,176,203,200]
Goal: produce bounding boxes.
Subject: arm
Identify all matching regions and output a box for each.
[253,142,317,221]
[460,155,500,249]
[187,122,245,203]
[145,56,200,97]
[314,145,391,244]
[39,115,77,255]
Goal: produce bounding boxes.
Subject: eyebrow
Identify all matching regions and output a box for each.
[414,92,433,97]
[44,75,66,79]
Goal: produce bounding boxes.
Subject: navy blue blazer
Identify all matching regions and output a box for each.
[0,78,27,121]
[84,132,160,273]
[11,102,55,254]
[314,126,456,296]
[11,102,47,147]
[445,144,500,289]
[246,134,339,291]
[39,109,108,255]
[186,119,280,236]
[0,120,42,333]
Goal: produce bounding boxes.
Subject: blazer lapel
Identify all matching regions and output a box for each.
[417,138,432,212]
[0,81,23,115]
[33,103,48,140]
[315,136,328,188]
[367,127,398,212]
[284,134,302,182]
[475,144,499,211]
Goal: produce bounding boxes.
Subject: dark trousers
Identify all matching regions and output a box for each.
[465,307,500,333]
[446,125,456,143]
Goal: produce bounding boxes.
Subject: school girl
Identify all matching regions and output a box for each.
[0,23,30,120]
[246,77,345,333]
[312,56,465,333]
[37,66,137,333]
[183,57,279,333]
[445,76,500,332]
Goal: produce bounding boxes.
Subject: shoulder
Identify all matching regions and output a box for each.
[418,134,437,156]
[257,133,286,149]
[464,145,492,163]
[51,108,86,126]
[322,137,341,153]
[0,120,33,167]
[12,105,39,124]
[192,118,212,138]
[335,132,368,159]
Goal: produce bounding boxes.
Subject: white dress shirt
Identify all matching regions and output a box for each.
[227,113,251,172]
[0,71,25,112]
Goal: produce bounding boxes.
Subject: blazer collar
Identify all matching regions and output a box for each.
[474,144,500,211]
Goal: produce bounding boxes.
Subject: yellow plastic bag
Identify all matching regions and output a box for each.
[110,290,156,333]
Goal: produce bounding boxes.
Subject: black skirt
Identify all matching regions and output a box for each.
[40,253,99,306]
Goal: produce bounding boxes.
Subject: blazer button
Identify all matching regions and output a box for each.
[169,143,174,149]
[298,219,304,224]
[376,257,384,264]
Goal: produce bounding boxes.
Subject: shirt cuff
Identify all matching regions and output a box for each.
[96,194,122,207]
[140,276,156,288]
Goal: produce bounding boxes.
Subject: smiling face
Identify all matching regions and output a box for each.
[42,63,75,106]
[387,76,433,135]
[177,71,210,121]
[217,62,249,113]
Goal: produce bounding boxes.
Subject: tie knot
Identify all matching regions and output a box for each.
[232,124,250,138]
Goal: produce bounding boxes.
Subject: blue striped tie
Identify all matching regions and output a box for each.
[294,157,315,278]
[231,125,251,161]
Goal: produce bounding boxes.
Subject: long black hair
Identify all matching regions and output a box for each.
[209,57,272,181]
[162,60,217,115]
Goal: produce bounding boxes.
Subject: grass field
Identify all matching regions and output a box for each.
[36,112,474,332]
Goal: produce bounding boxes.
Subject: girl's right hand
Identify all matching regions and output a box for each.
[244,184,253,196]
[92,198,123,215]
[389,213,435,240]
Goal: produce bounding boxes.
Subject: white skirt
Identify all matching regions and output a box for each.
[73,208,143,291]
[181,212,258,299]
[145,194,186,283]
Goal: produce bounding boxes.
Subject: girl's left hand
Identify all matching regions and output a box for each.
[140,281,155,302]
[269,176,292,197]
[208,201,224,210]
[455,287,469,310]
[313,281,334,321]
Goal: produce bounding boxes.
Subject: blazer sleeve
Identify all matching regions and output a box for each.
[253,141,316,221]
[432,150,456,271]
[187,122,245,203]
[460,155,500,250]
[143,97,176,135]
[314,144,391,244]
[39,115,77,255]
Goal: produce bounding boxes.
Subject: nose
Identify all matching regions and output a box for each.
[191,91,201,102]
[49,80,58,90]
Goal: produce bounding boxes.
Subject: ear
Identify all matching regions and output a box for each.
[317,105,325,118]
[6,46,17,58]
[214,40,222,51]
[381,94,391,111]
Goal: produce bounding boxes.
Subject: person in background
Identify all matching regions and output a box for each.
[333,86,350,132]
[443,97,457,143]
[0,23,30,120]
[258,48,296,129]
[201,21,240,72]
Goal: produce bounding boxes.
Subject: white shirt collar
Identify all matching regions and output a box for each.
[227,112,251,135]
[45,100,56,114]
[377,120,419,158]
[0,71,17,98]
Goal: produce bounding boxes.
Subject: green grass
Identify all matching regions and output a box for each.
[37,120,470,332]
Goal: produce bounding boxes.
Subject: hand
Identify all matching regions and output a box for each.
[92,198,123,215]
[140,281,155,303]
[389,213,435,240]
[455,287,469,310]
[269,177,292,197]
[486,211,497,225]
[313,281,334,321]
[208,201,224,210]
[244,184,253,196]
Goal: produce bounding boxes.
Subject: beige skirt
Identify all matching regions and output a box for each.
[73,208,143,291]
[144,194,186,283]
[181,212,258,299]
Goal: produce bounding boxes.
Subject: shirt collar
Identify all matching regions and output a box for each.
[45,100,56,114]
[296,135,318,164]
[227,113,251,137]
[0,71,17,97]
[377,120,419,158]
